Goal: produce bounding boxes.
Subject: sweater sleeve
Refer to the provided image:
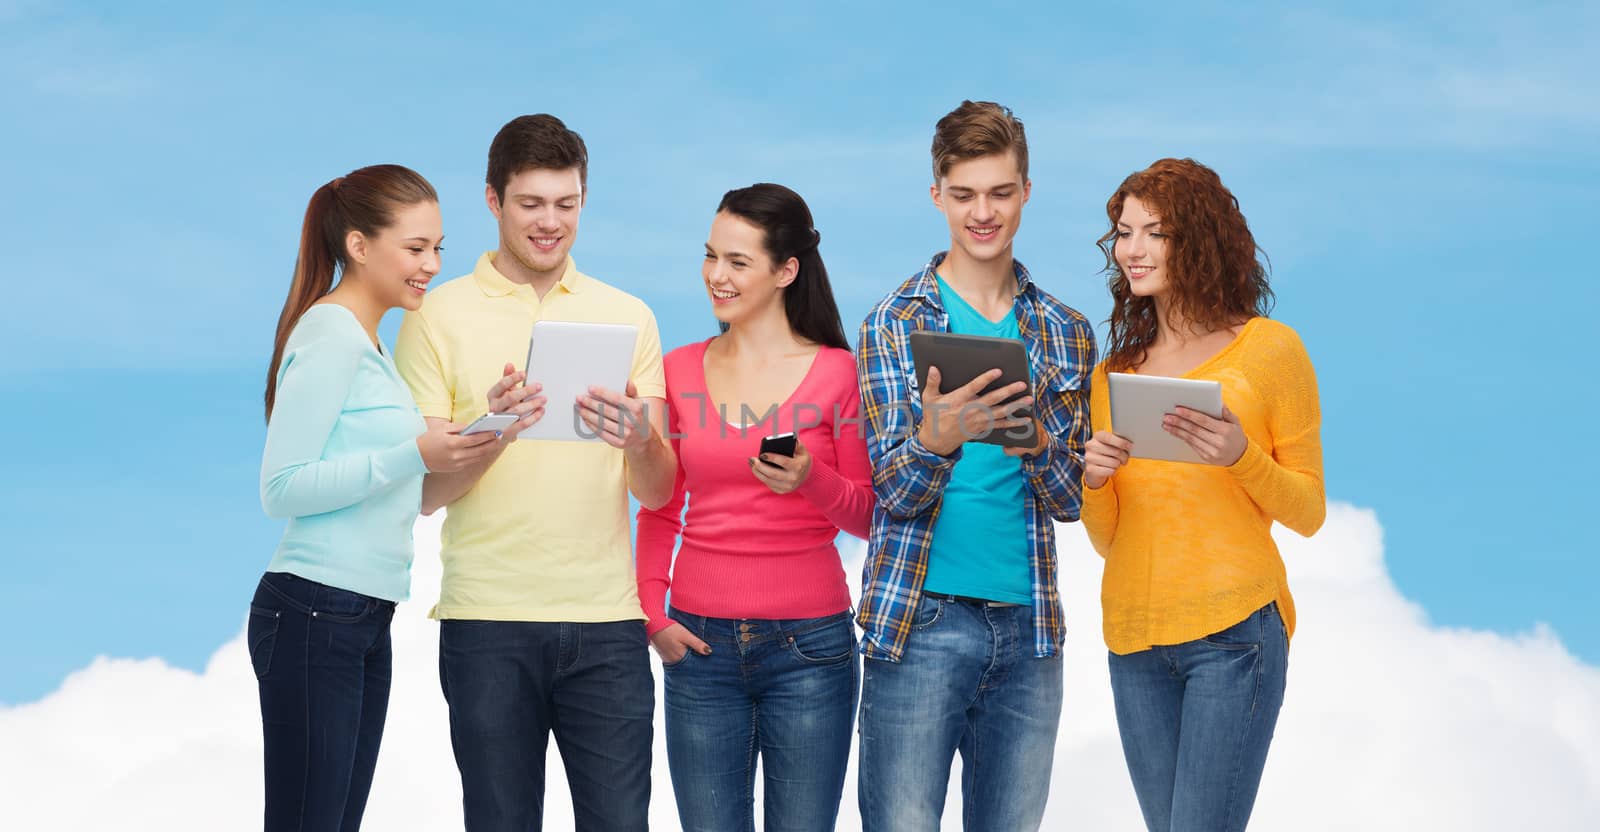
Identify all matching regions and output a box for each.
[1077,365,1119,557]
[260,333,428,519]
[635,392,687,636]
[796,368,875,540]
[1225,325,1326,537]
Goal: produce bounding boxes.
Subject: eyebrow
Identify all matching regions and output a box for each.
[510,192,582,202]
[403,235,445,243]
[946,184,1016,194]
[1116,221,1162,230]
[706,244,753,259]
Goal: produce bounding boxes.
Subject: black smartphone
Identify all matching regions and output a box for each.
[758,432,797,467]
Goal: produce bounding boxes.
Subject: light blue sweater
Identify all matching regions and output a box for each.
[261,304,428,601]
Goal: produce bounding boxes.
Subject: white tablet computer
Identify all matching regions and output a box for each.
[519,320,638,442]
[1107,372,1224,464]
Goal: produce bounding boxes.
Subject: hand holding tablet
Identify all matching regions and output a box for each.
[1100,372,1246,470]
[907,331,1037,452]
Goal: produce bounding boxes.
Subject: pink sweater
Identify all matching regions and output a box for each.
[635,339,875,636]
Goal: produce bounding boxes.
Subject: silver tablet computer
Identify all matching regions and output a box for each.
[519,320,638,442]
[1107,372,1224,464]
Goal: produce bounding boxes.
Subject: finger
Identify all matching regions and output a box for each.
[585,385,627,407]
[1174,407,1222,433]
[1164,420,1213,456]
[626,379,638,399]
[978,381,1030,408]
[1221,405,1239,424]
[756,453,799,473]
[502,362,517,378]
[687,633,712,655]
[957,368,1006,399]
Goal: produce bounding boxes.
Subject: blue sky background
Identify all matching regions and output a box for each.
[1,1,1594,704]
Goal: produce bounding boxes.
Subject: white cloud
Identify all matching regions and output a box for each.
[3,503,1596,830]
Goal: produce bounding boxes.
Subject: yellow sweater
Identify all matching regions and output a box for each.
[1081,317,1325,655]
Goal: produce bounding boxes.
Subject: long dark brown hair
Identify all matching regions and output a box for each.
[265,164,437,421]
[716,183,850,351]
[1096,158,1273,371]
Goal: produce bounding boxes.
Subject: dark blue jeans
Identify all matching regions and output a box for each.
[663,609,858,832]
[857,596,1064,832]
[1108,602,1289,832]
[438,619,654,832]
[249,570,396,832]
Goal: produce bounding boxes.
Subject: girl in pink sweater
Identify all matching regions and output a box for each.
[637,183,873,830]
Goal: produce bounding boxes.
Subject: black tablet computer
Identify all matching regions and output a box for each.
[907,330,1036,448]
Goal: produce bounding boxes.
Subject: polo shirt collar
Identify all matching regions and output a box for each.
[471,252,586,297]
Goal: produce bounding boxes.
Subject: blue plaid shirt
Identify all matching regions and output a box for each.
[855,253,1096,662]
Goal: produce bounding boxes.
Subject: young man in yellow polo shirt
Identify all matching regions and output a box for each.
[394,114,675,831]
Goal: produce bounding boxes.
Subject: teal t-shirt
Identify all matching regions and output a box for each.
[922,275,1032,604]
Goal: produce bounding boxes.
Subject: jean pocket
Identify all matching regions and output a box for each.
[312,584,374,624]
[247,605,281,679]
[661,648,694,670]
[910,595,944,631]
[785,620,855,665]
[1198,608,1264,651]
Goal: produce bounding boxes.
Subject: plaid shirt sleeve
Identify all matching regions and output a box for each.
[856,307,957,520]
[1019,312,1097,522]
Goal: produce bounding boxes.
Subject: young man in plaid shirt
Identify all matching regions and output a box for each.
[854,100,1096,831]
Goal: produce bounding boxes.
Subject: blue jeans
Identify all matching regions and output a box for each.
[438,619,654,832]
[663,609,858,832]
[249,570,396,832]
[857,595,1064,832]
[1108,602,1288,832]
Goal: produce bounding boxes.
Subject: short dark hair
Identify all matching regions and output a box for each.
[930,100,1029,181]
[486,114,588,201]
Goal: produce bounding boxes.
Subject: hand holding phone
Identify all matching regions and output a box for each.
[757,432,798,467]
[460,413,519,436]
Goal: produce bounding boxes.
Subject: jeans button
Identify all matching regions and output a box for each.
[741,633,752,643]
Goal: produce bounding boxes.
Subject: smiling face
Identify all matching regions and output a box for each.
[701,211,796,327]
[1115,194,1170,299]
[486,166,583,284]
[931,151,1031,266]
[344,200,443,312]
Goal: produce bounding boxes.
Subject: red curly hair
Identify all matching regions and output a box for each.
[1096,158,1273,372]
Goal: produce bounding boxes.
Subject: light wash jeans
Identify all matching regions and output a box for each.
[857,594,1064,831]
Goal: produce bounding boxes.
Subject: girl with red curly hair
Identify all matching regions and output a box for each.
[1081,158,1326,831]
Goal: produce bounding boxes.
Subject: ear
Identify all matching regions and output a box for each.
[345,230,368,265]
[930,181,944,212]
[485,183,503,221]
[1021,178,1032,206]
[775,256,799,289]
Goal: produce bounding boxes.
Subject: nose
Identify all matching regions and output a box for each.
[534,204,560,230]
[973,195,997,221]
[423,247,441,276]
[1120,233,1146,261]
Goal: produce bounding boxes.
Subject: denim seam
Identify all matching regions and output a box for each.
[1221,615,1267,831]
[556,623,583,675]
[258,576,314,616]
[248,606,280,680]
[744,701,759,816]
[295,596,312,832]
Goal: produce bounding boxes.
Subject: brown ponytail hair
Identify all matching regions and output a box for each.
[264,164,437,421]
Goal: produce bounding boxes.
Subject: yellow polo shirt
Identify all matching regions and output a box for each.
[394,252,666,622]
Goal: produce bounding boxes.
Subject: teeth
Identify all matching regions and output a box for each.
[711,289,739,299]
[533,237,559,246]
[405,280,427,290]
